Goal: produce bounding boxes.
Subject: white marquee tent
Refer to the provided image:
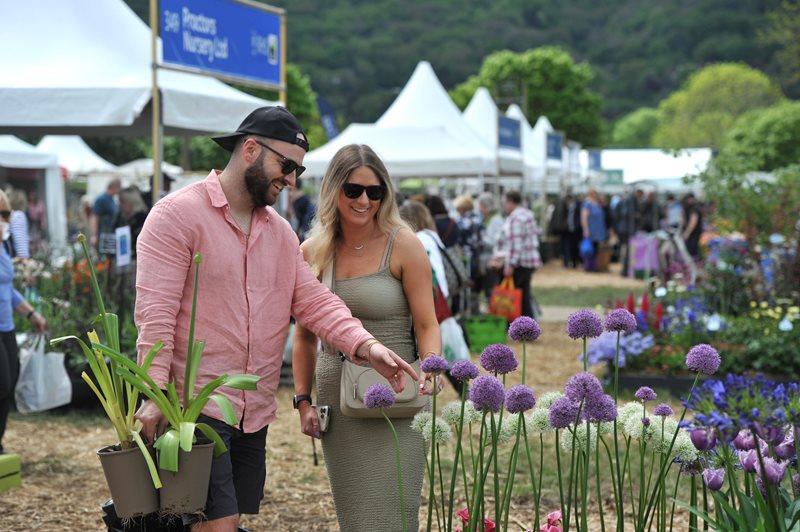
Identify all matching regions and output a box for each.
[36,136,118,176]
[601,148,712,192]
[462,88,524,175]
[304,61,497,179]
[0,0,276,137]
[0,136,67,250]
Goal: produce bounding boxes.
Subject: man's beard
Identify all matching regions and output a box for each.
[244,152,274,208]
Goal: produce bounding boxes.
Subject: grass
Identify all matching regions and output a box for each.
[534,286,642,308]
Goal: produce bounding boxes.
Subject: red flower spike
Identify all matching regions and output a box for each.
[615,298,624,309]
[626,291,636,314]
[654,302,664,331]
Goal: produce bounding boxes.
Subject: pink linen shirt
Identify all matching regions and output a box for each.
[135,170,372,433]
[496,206,542,269]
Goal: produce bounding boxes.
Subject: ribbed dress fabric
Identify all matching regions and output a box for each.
[317,230,427,531]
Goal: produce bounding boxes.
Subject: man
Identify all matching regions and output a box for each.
[495,191,542,319]
[90,178,121,253]
[133,106,417,532]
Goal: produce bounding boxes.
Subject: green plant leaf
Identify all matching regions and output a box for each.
[132,430,162,489]
[184,375,228,422]
[223,374,260,390]
[673,499,723,529]
[179,422,196,453]
[209,394,238,426]
[156,429,181,473]
[712,490,747,529]
[195,422,228,457]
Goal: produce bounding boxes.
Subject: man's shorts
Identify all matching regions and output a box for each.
[198,414,269,521]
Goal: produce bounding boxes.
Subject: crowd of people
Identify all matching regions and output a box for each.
[549,187,706,279]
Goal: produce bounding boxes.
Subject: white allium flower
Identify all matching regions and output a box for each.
[623,415,653,441]
[618,402,646,427]
[537,391,564,410]
[560,422,599,453]
[495,415,517,444]
[410,411,432,434]
[526,408,554,433]
[461,400,482,425]
[650,417,680,455]
[672,432,699,463]
[442,401,466,426]
[423,418,453,444]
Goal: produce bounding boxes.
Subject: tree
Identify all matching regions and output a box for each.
[760,0,800,99]
[609,108,662,147]
[693,101,800,244]
[450,47,605,147]
[652,63,784,149]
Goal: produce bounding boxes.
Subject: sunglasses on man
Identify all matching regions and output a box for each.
[254,140,306,178]
[342,183,385,201]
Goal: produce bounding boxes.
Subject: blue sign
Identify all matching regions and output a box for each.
[588,150,602,170]
[546,132,563,160]
[497,116,521,149]
[160,0,283,88]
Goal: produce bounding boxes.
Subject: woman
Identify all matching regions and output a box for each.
[0,190,46,454]
[292,144,441,531]
[113,186,149,259]
[7,189,30,258]
[580,189,607,272]
[454,195,483,316]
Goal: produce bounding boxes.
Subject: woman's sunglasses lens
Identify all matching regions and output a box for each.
[343,184,384,200]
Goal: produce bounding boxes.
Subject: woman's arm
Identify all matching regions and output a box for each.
[393,229,442,395]
[580,203,590,238]
[292,239,322,438]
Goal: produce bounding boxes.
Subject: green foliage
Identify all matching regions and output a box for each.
[718,101,800,172]
[609,107,662,147]
[759,1,800,98]
[653,63,785,149]
[450,47,605,147]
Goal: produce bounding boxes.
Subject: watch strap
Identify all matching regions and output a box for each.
[293,394,312,409]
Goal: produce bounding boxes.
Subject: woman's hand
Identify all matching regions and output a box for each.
[299,403,321,439]
[418,371,443,396]
[363,343,419,393]
[30,311,46,334]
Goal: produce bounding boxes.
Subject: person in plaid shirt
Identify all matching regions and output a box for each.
[494,190,542,319]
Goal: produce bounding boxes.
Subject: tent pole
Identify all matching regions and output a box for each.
[150,0,162,207]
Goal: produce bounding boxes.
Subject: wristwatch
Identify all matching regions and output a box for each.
[293,394,312,409]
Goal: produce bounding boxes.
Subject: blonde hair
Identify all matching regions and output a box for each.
[0,190,10,211]
[453,194,474,214]
[304,144,409,275]
[399,201,435,232]
[9,189,27,211]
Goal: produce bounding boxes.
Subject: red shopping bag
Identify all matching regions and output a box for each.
[434,284,453,323]
[488,276,522,322]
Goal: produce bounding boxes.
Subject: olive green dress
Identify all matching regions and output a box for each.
[317,230,427,531]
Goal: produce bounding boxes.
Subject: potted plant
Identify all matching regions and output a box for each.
[50,235,161,518]
[97,253,260,514]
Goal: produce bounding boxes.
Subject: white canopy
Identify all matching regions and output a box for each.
[463,88,523,174]
[0,136,67,250]
[601,148,713,191]
[304,61,497,178]
[0,0,276,137]
[36,136,118,175]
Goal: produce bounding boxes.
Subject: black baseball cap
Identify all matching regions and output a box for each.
[211,106,309,152]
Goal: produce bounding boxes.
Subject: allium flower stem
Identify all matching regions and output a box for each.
[522,421,542,531]
[381,409,407,532]
[583,337,588,372]
[522,341,527,385]
[501,413,523,531]
[446,385,469,532]
[613,331,625,532]
[595,430,606,532]
[426,378,439,532]
[668,464,683,532]
[555,430,566,530]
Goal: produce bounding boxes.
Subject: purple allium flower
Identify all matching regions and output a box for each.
[653,403,673,417]
[363,383,395,409]
[685,344,721,375]
[549,397,581,429]
[634,386,657,402]
[479,344,518,375]
[450,360,480,382]
[641,417,651,427]
[733,429,755,451]
[690,427,717,451]
[702,468,725,491]
[760,457,788,485]
[469,375,505,412]
[508,316,542,342]
[566,309,603,339]
[420,355,449,374]
[585,393,617,423]
[604,308,637,333]
[564,372,604,403]
[505,385,537,414]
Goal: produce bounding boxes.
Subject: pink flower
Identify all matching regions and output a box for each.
[456,507,496,531]
[540,509,563,531]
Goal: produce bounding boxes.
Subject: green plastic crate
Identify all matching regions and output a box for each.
[463,315,508,353]
[0,453,21,492]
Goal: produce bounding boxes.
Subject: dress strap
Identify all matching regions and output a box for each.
[379,227,401,269]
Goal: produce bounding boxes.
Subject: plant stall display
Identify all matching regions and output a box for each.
[377,313,800,532]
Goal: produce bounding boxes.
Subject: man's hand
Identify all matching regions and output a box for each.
[503,264,513,278]
[299,403,321,439]
[30,312,46,334]
[357,342,418,393]
[134,400,168,443]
